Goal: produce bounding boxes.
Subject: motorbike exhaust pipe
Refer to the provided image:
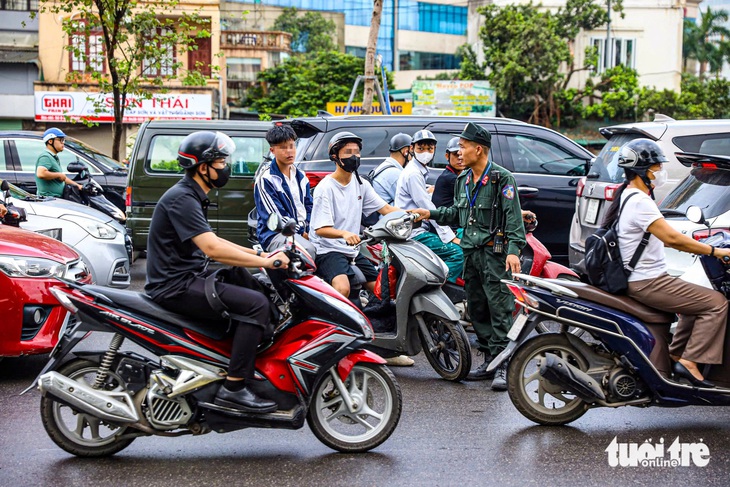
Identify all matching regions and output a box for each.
[38,371,140,423]
[539,353,606,403]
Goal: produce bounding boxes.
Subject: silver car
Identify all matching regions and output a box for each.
[4,182,131,288]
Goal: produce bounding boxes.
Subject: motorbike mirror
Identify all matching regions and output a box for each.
[686,205,708,226]
[266,213,282,232]
[67,162,88,173]
[1,180,8,192]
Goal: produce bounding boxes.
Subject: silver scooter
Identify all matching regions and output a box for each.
[355,211,472,381]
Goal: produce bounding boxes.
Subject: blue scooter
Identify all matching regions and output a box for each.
[500,205,730,425]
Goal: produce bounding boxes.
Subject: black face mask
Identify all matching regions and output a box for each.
[207,164,231,189]
[338,155,361,173]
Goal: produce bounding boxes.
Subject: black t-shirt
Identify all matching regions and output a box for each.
[145,176,213,300]
[432,165,459,208]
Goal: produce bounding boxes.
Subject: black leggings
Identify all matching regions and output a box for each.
[156,268,270,379]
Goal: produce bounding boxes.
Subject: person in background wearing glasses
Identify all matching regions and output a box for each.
[35,128,82,198]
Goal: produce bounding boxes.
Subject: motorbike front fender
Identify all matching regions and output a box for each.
[410,289,461,322]
[337,350,387,380]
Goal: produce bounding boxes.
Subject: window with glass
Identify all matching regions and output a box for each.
[69,20,104,73]
[674,133,730,156]
[0,0,38,10]
[227,58,261,82]
[147,135,269,176]
[399,51,461,71]
[590,37,635,73]
[14,139,101,174]
[505,135,586,176]
[141,28,176,78]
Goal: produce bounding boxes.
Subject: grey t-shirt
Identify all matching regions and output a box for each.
[310,175,386,257]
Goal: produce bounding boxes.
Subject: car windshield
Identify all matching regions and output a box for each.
[66,139,126,171]
[588,133,642,183]
[660,167,730,219]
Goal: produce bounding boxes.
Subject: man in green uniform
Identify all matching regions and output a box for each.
[35,128,82,197]
[411,122,526,391]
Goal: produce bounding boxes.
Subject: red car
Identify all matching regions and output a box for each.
[0,225,91,358]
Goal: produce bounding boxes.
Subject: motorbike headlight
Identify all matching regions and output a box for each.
[386,218,413,239]
[61,215,118,239]
[406,257,446,285]
[0,255,66,278]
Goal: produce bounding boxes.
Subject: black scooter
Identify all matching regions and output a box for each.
[64,162,126,223]
[0,180,27,227]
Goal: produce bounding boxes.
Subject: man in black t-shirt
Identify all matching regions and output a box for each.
[146,131,290,414]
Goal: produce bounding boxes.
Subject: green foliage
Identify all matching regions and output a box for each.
[636,75,730,120]
[272,7,336,53]
[456,44,487,81]
[683,7,730,78]
[581,65,639,120]
[38,0,216,160]
[247,51,394,117]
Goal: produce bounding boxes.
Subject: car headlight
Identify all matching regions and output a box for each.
[61,215,118,239]
[0,255,66,278]
[386,218,413,239]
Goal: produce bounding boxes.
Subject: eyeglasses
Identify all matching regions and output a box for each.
[55,138,66,144]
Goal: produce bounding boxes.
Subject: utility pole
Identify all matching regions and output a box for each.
[606,0,612,72]
[362,0,383,115]
[393,0,399,71]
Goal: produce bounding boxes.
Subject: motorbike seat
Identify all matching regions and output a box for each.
[83,285,230,340]
[547,280,676,324]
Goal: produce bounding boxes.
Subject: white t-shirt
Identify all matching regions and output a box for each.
[283,166,307,226]
[310,175,386,257]
[617,188,667,281]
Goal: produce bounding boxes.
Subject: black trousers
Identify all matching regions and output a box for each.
[156,267,270,379]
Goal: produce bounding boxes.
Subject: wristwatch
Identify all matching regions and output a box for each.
[256,249,263,256]
[710,246,716,257]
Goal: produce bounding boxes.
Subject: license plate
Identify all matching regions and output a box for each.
[584,198,600,225]
[507,313,528,341]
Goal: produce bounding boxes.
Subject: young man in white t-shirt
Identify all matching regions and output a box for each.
[310,132,398,298]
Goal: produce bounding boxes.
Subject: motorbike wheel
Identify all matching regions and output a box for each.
[40,359,136,457]
[418,314,471,381]
[307,363,401,453]
[507,334,589,425]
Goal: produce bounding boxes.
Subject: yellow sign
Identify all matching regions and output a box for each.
[326,102,412,116]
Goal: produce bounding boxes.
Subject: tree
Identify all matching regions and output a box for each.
[683,7,730,79]
[475,0,620,126]
[247,50,394,117]
[271,7,336,53]
[361,0,383,115]
[457,44,487,81]
[37,1,215,160]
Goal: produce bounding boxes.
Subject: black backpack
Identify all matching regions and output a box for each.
[584,192,650,294]
[361,163,398,227]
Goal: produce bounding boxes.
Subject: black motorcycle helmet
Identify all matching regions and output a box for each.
[178,131,236,169]
[389,133,412,153]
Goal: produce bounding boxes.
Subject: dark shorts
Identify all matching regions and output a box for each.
[316,252,379,284]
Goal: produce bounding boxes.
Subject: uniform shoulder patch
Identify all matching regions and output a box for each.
[502,184,515,199]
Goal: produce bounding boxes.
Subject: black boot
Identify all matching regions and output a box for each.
[490,361,508,391]
[464,353,495,381]
[215,385,278,413]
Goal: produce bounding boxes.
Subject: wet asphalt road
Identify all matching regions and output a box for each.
[2,260,730,486]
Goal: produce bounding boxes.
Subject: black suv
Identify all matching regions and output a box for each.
[0,131,128,211]
[291,115,593,262]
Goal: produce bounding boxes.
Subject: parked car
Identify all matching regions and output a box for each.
[0,131,128,211]
[290,115,594,263]
[0,220,92,359]
[1,180,131,288]
[569,115,730,275]
[659,152,730,277]
[126,120,273,251]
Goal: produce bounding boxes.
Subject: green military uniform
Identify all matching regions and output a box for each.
[35,151,65,197]
[431,124,526,357]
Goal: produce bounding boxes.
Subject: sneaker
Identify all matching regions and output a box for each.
[464,353,495,381]
[385,355,415,367]
[491,362,508,391]
[214,385,278,413]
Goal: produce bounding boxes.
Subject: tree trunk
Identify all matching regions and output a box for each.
[362,0,383,115]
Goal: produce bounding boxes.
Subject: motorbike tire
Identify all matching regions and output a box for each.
[418,314,471,381]
[507,334,590,426]
[40,359,136,457]
[307,363,402,453]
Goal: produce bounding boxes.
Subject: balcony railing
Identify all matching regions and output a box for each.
[221,31,292,51]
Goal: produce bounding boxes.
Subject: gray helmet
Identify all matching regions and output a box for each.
[445,137,460,154]
[617,138,668,172]
[389,133,412,152]
[412,129,437,145]
[328,131,362,158]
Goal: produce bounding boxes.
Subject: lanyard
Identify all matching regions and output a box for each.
[465,162,492,208]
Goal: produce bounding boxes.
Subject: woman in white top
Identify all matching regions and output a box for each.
[602,138,730,388]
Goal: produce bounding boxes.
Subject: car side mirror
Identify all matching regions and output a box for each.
[686,205,708,226]
[67,162,87,173]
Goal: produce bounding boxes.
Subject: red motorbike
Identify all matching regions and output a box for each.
[25,220,402,457]
[361,216,579,326]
